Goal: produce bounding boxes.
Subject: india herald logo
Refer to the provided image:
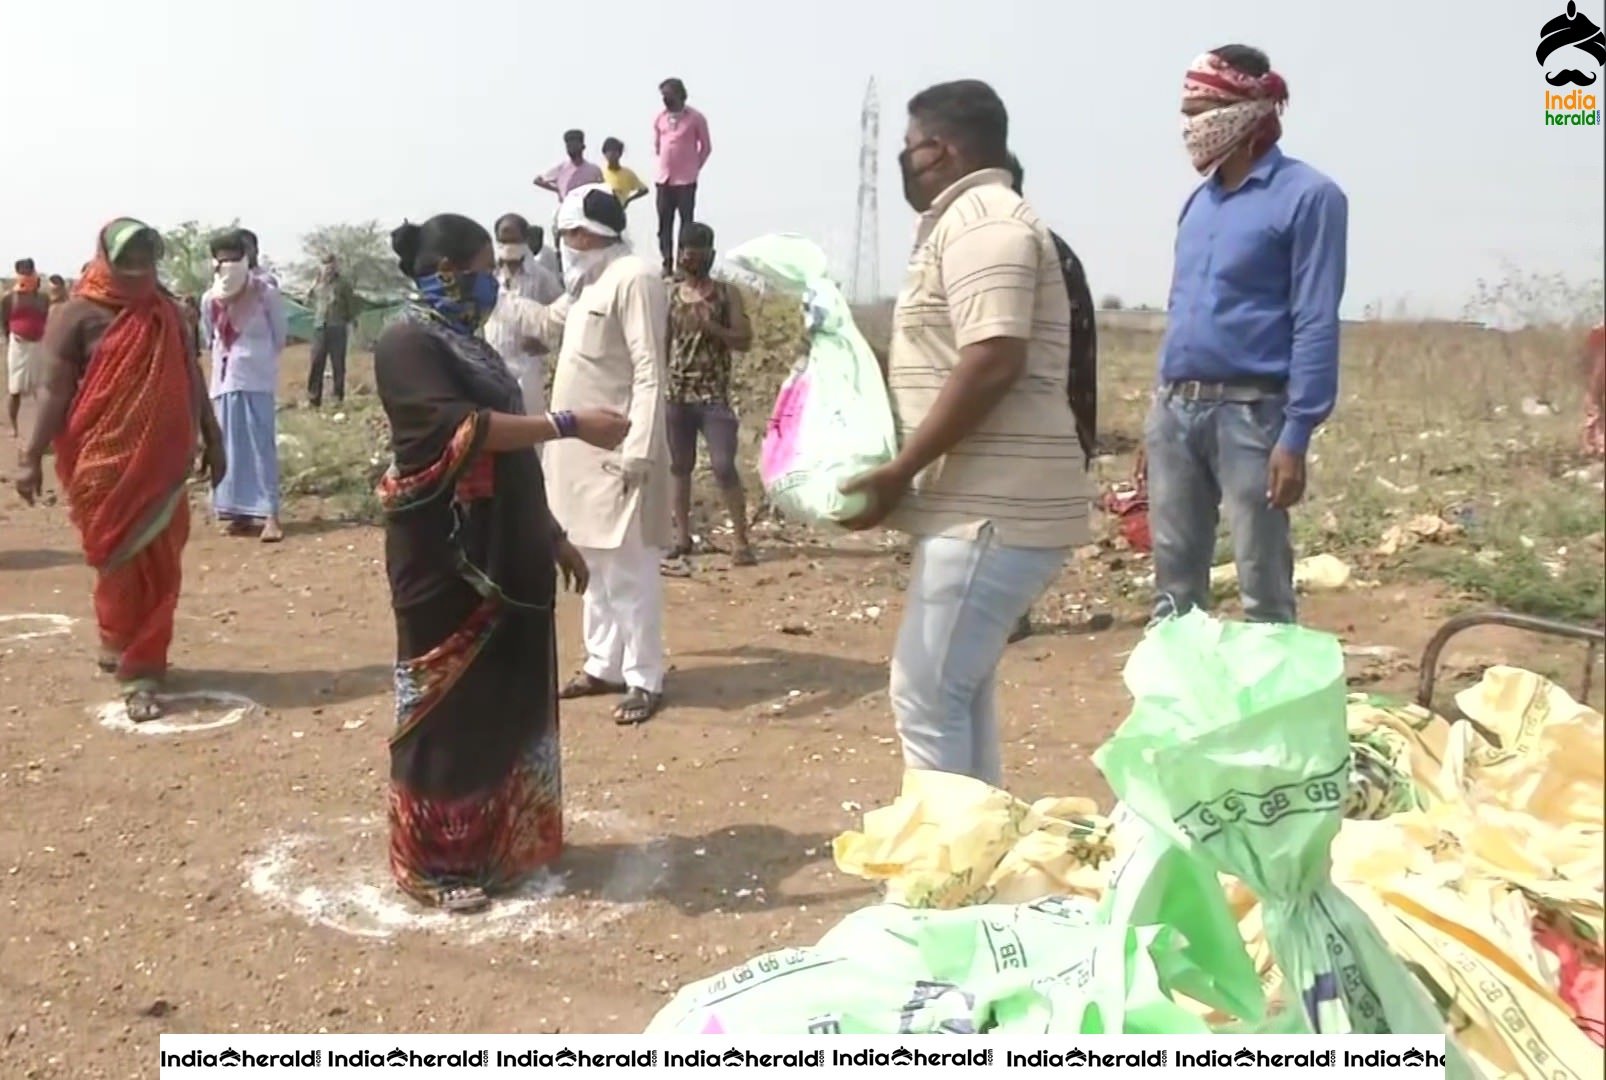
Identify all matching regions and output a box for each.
[1538,2,1606,85]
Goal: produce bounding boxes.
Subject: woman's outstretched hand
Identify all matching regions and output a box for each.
[574,407,630,450]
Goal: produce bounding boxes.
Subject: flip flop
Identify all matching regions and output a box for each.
[559,672,625,700]
[124,687,164,723]
[614,687,662,726]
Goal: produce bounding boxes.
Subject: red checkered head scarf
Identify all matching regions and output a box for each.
[1180,50,1290,175]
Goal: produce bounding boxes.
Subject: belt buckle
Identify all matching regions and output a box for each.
[1177,381,1204,402]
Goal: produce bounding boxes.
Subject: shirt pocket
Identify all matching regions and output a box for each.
[574,304,610,359]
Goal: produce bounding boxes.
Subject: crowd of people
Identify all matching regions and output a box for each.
[4,53,1602,917]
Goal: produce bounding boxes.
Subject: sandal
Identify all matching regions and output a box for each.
[613,687,662,726]
[559,672,625,700]
[440,885,490,914]
[124,687,164,723]
[659,554,693,578]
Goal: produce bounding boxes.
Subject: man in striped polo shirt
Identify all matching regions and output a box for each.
[841,79,1091,787]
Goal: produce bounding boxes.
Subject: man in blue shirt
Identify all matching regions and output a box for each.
[1144,44,1348,624]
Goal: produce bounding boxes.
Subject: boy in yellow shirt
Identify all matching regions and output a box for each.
[601,138,649,209]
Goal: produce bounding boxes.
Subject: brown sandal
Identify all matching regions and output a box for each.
[559,672,625,700]
[613,687,662,726]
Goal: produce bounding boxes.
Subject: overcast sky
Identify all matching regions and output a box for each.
[3,0,1602,316]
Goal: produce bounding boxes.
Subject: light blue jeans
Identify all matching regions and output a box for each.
[1145,392,1296,625]
[890,527,1067,787]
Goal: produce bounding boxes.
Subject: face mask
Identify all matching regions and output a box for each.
[214,259,249,299]
[1180,102,1267,175]
[898,140,942,213]
[562,243,612,293]
[466,271,500,324]
[495,242,532,264]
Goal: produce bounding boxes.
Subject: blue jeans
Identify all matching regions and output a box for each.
[1145,392,1296,624]
[890,527,1067,786]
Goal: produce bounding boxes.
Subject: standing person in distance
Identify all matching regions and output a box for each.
[482,212,563,417]
[534,129,605,203]
[46,275,71,306]
[3,259,51,439]
[375,213,628,914]
[17,219,225,722]
[664,222,756,568]
[653,78,712,277]
[305,254,360,409]
[494,186,672,726]
[202,228,289,543]
[534,130,606,277]
[1141,45,1347,626]
[601,138,650,211]
[840,81,1089,786]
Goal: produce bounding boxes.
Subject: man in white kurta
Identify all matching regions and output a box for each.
[496,185,672,724]
[482,213,564,415]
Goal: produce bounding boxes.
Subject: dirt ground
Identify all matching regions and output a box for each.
[1,382,1600,1079]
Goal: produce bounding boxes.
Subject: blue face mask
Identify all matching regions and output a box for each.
[466,270,500,313]
[415,269,500,333]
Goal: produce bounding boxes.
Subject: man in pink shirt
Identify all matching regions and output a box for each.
[535,129,607,201]
[653,78,712,276]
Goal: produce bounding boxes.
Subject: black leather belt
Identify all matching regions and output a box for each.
[1162,379,1286,403]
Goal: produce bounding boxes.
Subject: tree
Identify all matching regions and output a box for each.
[287,221,409,301]
[160,220,237,300]
[1100,294,1124,311]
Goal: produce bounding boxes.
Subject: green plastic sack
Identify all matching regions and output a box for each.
[1093,611,1476,1075]
[724,235,897,527]
[645,897,1209,1035]
[1099,804,1266,1024]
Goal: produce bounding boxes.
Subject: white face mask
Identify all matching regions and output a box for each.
[214,259,249,299]
[495,242,531,264]
[561,243,613,293]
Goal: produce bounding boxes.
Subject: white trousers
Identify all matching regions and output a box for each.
[576,524,665,694]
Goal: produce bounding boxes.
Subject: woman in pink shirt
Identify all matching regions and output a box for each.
[653,78,712,275]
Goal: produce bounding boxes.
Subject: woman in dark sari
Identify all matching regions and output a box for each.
[374,214,629,913]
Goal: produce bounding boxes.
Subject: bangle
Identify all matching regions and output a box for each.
[548,410,578,439]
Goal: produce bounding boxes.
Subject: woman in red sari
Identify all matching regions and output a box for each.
[16,219,225,721]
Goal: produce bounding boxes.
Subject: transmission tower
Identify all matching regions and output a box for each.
[851,78,880,303]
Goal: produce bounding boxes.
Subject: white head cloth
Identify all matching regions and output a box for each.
[556,183,623,239]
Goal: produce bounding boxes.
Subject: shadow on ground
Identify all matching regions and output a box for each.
[559,823,873,917]
[668,644,884,718]
[168,664,392,709]
[0,548,81,572]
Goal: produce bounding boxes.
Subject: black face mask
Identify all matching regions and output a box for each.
[898,140,943,213]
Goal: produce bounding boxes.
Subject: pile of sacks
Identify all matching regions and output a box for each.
[645,613,1604,1080]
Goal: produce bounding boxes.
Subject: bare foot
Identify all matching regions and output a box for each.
[260,518,284,544]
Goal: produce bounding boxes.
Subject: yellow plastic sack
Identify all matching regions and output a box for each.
[831,770,1112,909]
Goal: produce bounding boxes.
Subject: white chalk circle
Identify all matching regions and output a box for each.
[0,613,76,644]
[245,809,669,944]
[94,690,258,735]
